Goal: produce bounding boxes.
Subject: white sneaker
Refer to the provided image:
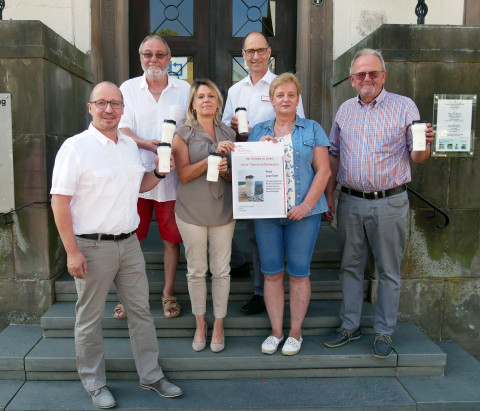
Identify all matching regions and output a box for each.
[261,335,284,354]
[282,336,303,356]
[89,386,116,409]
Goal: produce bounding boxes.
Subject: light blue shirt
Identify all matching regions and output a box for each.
[248,116,330,216]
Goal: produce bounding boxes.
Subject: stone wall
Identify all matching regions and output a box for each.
[332,24,480,360]
[3,0,91,54]
[332,0,464,59]
[0,21,92,331]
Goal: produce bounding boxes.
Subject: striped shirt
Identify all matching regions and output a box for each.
[329,88,419,192]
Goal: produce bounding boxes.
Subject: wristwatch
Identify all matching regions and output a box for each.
[154,169,166,179]
[222,169,230,177]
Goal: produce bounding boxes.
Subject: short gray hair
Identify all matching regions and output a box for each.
[349,48,386,74]
[138,35,171,55]
[242,31,270,49]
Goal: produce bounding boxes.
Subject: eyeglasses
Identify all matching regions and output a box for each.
[89,100,123,110]
[351,71,385,81]
[243,47,270,57]
[141,52,169,59]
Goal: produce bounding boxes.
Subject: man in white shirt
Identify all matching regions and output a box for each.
[223,31,305,314]
[51,82,183,409]
[117,35,190,319]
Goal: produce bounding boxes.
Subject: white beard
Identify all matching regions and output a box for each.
[144,64,168,80]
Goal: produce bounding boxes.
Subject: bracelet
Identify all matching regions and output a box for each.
[301,202,312,211]
[153,169,165,179]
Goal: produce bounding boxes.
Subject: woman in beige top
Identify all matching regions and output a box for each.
[172,79,236,353]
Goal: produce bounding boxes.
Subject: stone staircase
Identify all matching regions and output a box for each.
[1,221,480,410]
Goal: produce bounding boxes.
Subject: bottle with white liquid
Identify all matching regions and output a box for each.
[207,152,222,182]
[157,142,171,173]
[411,120,428,151]
[162,119,176,144]
[235,107,249,135]
[245,175,255,197]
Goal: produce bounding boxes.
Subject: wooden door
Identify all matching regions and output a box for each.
[129,0,298,98]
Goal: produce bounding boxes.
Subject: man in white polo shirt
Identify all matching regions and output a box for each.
[51,82,183,409]
[223,31,305,314]
[115,35,190,320]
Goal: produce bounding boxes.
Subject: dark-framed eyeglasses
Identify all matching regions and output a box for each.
[243,47,270,57]
[89,100,123,110]
[351,71,385,81]
[140,52,169,60]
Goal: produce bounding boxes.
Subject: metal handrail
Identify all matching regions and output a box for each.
[406,185,449,229]
[415,0,428,24]
[0,189,450,229]
[1,200,50,225]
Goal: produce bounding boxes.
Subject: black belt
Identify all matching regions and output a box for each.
[341,185,406,200]
[77,230,137,242]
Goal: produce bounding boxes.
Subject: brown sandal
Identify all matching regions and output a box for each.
[112,303,127,319]
[162,296,181,319]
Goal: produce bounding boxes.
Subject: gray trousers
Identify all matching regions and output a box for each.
[74,235,164,392]
[231,219,264,296]
[337,191,409,335]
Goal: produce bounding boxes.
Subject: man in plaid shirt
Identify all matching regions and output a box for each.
[323,48,434,358]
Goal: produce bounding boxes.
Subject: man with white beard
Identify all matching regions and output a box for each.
[114,35,190,320]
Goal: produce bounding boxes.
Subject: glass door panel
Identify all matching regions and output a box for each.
[150,0,194,36]
[232,0,275,37]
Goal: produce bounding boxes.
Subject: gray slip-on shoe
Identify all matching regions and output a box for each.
[89,386,116,409]
[140,377,183,398]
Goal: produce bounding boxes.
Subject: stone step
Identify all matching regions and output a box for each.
[40,300,374,338]
[15,323,445,381]
[142,221,341,268]
[3,341,479,410]
[54,268,365,302]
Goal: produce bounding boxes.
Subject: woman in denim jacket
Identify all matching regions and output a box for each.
[248,73,331,356]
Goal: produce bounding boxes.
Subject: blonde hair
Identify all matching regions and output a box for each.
[186,79,224,127]
[269,73,301,99]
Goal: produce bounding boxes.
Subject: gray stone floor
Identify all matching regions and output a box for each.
[2,341,480,410]
[399,341,480,410]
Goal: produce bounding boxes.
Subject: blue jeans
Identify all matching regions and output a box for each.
[231,220,264,296]
[254,214,321,278]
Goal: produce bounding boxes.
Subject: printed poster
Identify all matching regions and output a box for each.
[231,142,286,219]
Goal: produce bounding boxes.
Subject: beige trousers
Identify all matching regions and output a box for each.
[175,215,235,318]
[74,235,164,392]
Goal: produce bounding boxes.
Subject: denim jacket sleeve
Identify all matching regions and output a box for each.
[291,117,330,215]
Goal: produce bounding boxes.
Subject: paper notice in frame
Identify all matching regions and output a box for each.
[231,142,287,219]
[432,94,477,157]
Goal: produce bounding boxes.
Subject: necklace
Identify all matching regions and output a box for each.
[274,120,295,135]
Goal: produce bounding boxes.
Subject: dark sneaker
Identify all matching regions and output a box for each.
[323,327,361,348]
[240,294,265,315]
[372,334,393,358]
[230,261,250,278]
[140,377,183,398]
[89,386,116,409]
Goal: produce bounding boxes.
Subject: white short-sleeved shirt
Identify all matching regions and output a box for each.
[119,74,190,202]
[50,123,145,235]
[222,70,305,128]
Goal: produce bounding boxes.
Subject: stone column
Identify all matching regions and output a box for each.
[0,21,92,330]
